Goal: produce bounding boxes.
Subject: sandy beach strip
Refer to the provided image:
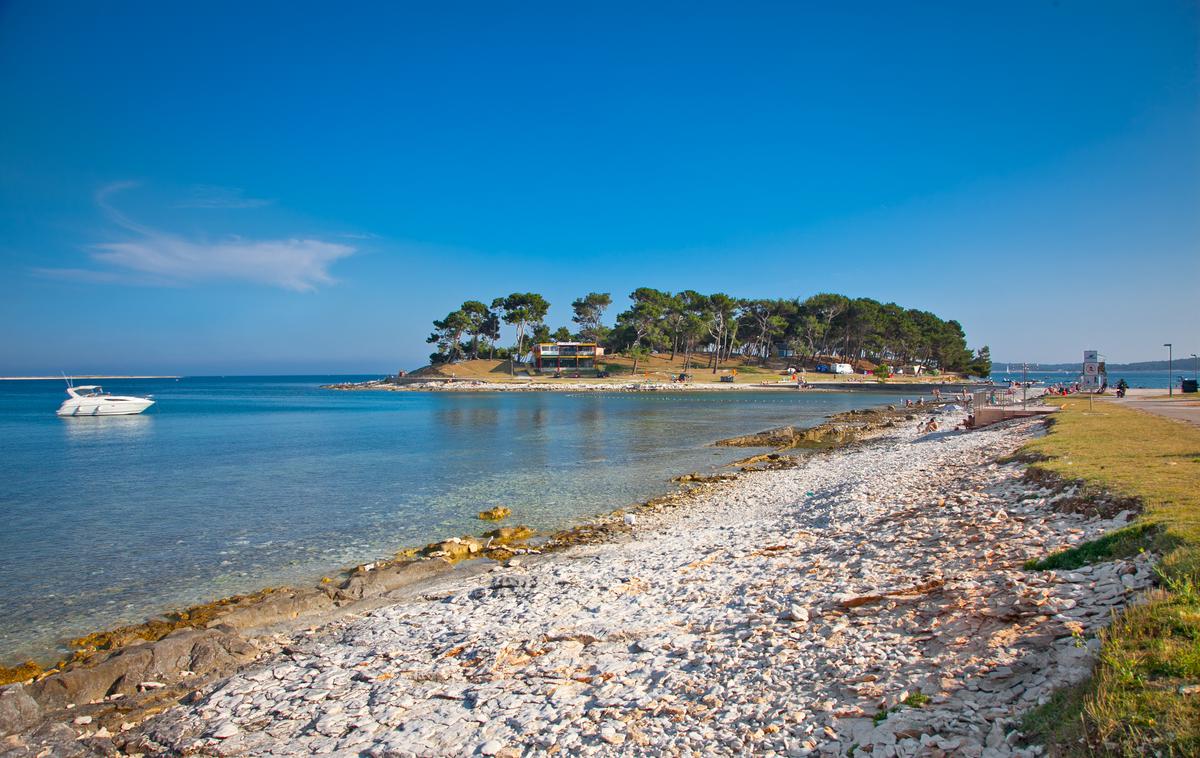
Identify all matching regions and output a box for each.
[90,415,1148,758]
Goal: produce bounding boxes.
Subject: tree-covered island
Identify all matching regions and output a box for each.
[426,290,992,378]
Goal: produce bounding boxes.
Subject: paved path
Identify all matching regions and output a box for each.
[1098,388,1200,427]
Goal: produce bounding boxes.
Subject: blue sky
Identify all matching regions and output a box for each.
[1,1,1196,374]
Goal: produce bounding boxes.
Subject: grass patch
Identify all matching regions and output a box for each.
[902,691,931,707]
[1023,399,1200,551]
[1049,588,1200,755]
[1024,522,1162,572]
[1018,399,1200,755]
[872,691,930,725]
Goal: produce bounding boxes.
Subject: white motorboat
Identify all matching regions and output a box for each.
[57,384,154,416]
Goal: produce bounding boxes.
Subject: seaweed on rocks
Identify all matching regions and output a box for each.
[65,586,289,666]
[716,404,933,451]
[0,660,40,687]
[673,472,739,484]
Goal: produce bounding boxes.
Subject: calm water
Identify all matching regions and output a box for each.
[0,377,916,664]
[990,369,1188,389]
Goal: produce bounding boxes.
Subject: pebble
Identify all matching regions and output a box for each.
[786,605,810,623]
[128,415,1151,758]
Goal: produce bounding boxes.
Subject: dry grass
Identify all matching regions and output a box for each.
[1019,399,1200,756]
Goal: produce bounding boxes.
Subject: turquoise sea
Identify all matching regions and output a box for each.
[989,369,1187,389]
[0,376,920,665]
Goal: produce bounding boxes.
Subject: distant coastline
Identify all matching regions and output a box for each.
[0,376,182,381]
[995,361,1185,372]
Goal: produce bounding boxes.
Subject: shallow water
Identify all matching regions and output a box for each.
[0,376,915,664]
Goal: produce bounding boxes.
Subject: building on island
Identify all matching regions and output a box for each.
[533,342,604,373]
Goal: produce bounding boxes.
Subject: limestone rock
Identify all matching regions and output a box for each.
[333,559,454,601]
[0,686,40,736]
[485,525,535,545]
[212,721,239,739]
[28,627,255,710]
[785,606,810,623]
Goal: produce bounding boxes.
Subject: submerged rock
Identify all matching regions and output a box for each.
[477,506,512,521]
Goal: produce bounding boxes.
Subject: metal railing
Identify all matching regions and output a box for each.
[974,386,1047,409]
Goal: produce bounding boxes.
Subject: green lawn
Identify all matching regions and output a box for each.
[1019,398,1200,756]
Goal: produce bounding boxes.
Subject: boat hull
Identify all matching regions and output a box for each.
[57,398,155,416]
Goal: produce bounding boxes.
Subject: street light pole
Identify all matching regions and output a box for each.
[1192,353,1198,381]
[1164,343,1173,397]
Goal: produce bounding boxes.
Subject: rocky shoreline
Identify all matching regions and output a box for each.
[0,405,916,744]
[323,378,976,393]
[326,378,814,392]
[0,406,911,680]
[1,411,1155,756]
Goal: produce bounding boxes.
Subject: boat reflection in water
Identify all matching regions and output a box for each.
[60,413,153,441]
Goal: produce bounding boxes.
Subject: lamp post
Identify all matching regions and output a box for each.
[1164,343,1172,397]
[1192,354,1198,380]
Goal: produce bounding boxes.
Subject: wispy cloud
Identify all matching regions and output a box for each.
[38,182,355,292]
[90,236,355,292]
[173,184,273,209]
[30,267,151,285]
